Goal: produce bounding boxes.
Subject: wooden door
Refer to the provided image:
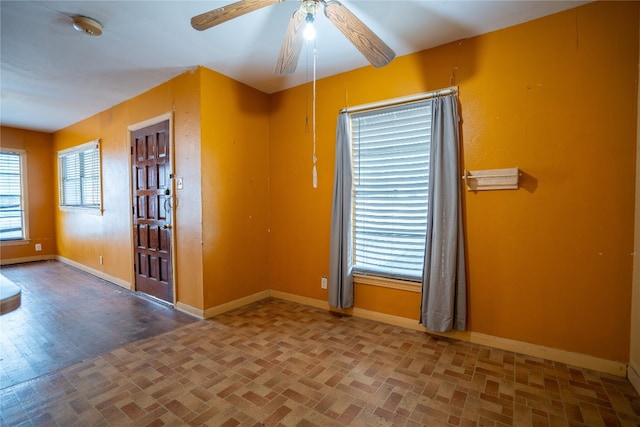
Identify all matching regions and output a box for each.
[131,120,173,303]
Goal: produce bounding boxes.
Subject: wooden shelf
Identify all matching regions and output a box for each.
[464,167,519,191]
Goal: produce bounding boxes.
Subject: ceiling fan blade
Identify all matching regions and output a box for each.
[191,0,281,31]
[274,9,306,75]
[324,0,395,68]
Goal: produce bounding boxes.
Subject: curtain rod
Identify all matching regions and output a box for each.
[340,86,458,114]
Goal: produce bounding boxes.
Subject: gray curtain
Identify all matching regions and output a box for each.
[328,112,354,309]
[420,94,467,332]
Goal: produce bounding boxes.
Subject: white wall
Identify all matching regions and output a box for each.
[630,13,640,393]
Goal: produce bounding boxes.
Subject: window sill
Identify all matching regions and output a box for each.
[0,239,30,247]
[353,274,421,293]
[58,206,103,216]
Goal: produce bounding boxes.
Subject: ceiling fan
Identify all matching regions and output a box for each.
[191,0,396,75]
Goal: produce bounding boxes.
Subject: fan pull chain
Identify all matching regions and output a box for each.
[312,40,317,189]
[304,46,310,134]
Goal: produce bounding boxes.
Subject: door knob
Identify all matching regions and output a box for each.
[161,224,172,230]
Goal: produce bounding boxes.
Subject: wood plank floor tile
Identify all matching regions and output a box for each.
[0,261,197,390]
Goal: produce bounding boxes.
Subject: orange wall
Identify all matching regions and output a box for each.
[19,1,637,363]
[200,67,271,308]
[268,1,638,362]
[632,11,640,381]
[53,69,205,309]
[0,127,56,260]
[52,67,272,312]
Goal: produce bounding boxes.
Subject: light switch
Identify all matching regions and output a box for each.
[176,177,183,190]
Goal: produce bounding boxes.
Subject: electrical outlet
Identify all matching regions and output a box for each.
[321,276,327,289]
[99,256,103,265]
[35,243,42,251]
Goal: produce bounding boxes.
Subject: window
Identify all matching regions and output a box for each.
[0,149,28,241]
[58,140,101,210]
[350,101,431,281]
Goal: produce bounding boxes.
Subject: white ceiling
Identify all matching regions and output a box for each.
[1,0,590,133]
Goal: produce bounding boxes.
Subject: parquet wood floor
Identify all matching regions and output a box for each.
[1,261,639,426]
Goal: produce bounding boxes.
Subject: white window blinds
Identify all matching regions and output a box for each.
[351,101,431,280]
[0,150,25,240]
[58,141,101,209]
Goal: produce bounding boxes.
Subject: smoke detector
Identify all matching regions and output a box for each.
[72,16,103,36]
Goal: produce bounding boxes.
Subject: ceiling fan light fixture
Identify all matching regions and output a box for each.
[303,13,316,41]
[72,16,103,36]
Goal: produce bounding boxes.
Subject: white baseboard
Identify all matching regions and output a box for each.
[271,290,470,342]
[270,290,329,310]
[469,332,626,377]
[270,290,627,377]
[56,256,132,290]
[628,363,640,394]
[0,254,55,265]
[175,301,205,319]
[9,258,628,379]
[203,290,271,318]
[353,306,472,341]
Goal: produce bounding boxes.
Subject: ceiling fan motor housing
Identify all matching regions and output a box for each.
[301,0,319,16]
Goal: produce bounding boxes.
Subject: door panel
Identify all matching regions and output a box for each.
[131,120,173,303]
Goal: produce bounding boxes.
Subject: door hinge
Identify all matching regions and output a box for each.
[131,146,133,155]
